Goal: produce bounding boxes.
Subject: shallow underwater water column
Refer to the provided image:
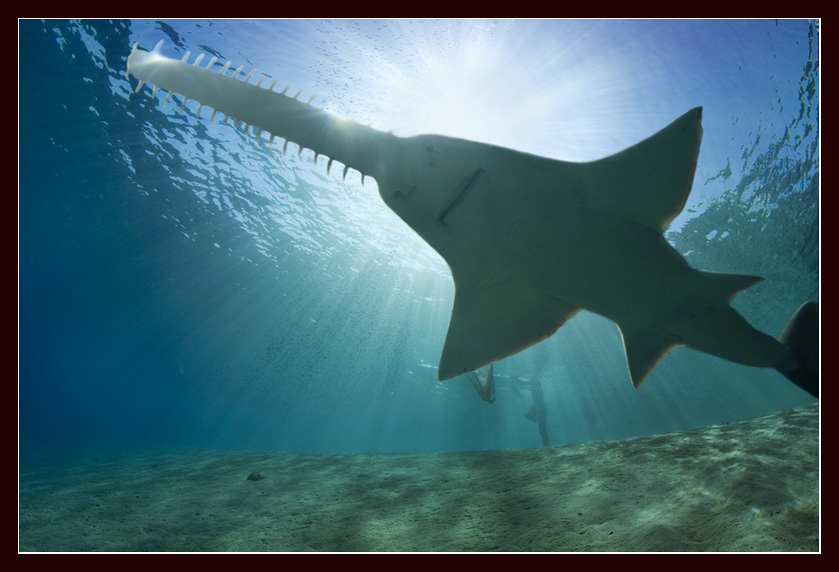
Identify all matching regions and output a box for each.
[17,19,818,459]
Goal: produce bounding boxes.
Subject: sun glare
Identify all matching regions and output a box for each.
[346,20,637,162]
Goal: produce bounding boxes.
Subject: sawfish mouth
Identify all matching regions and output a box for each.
[437,168,488,225]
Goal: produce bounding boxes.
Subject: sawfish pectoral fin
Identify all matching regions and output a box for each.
[618,325,682,389]
[591,107,703,234]
[438,283,579,380]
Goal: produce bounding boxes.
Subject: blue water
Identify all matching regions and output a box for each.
[19,19,819,462]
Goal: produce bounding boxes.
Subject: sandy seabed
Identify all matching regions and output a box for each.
[19,403,819,553]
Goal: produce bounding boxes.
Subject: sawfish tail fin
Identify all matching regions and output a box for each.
[776,301,819,398]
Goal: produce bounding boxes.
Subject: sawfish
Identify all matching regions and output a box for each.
[126,41,819,397]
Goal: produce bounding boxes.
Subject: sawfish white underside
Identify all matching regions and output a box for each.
[126,42,817,395]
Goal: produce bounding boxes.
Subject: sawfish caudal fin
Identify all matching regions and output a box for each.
[776,301,819,397]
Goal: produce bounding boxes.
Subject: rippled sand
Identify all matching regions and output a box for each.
[19,403,818,552]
